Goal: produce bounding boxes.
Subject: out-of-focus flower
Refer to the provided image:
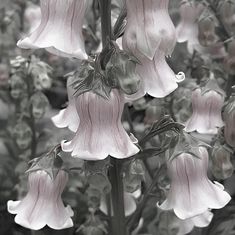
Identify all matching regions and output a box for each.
[123,0,176,60]
[176,1,226,59]
[223,92,235,148]
[30,91,49,119]
[176,0,204,44]
[13,122,32,150]
[10,74,27,99]
[52,77,79,132]
[224,40,235,75]
[158,147,231,220]
[100,189,140,217]
[211,145,234,180]
[198,17,218,47]
[61,89,139,160]
[135,50,185,98]
[220,0,235,34]
[24,3,41,34]
[8,170,73,230]
[17,0,88,59]
[185,85,224,134]
[158,210,213,235]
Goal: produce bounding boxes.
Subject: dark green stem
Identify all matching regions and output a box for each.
[109,158,127,235]
[98,0,112,47]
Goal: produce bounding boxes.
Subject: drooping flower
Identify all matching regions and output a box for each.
[158,147,231,220]
[52,77,79,132]
[17,0,88,59]
[185,85,224,134]
[61,89,139,160]
[123,0,176,60]
[134,50,185,98]
[176,0,204,44]
[8,170,74,230]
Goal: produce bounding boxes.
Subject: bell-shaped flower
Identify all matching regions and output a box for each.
[185,85,224,134]
[61,89,139,160]
[133,50,185,98]
[123,0,176,60]
[158,147,231,220]
[7,170,74,230]
[17,0,88,59]
[52,77,79,132]
[176,0,204,43]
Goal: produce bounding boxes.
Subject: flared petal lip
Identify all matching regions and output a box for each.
[17,38,88,60]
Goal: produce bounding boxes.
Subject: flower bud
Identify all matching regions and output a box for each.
[224,40,235,75]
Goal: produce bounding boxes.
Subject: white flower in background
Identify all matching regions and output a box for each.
[158,147,231,220]
[135,50,185,98]
[123,0,176,60]
[17,0,88,59]
[100,189,140,217]
[52,77,79,132]
[24,3,41,34]
[185,88,224,134]
[61,89,139,160]
[7,170,74,230]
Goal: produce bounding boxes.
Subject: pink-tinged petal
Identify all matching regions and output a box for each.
[8,170,73,230]
[52,77,80,132]
[185,89,224,134]
[17,0,88,59]
[123,0,176,60]
[61,89,139,160]
[136,50,182,98]
[176,211,213,235]
[176,1,204,43]
[158,147,231,220]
